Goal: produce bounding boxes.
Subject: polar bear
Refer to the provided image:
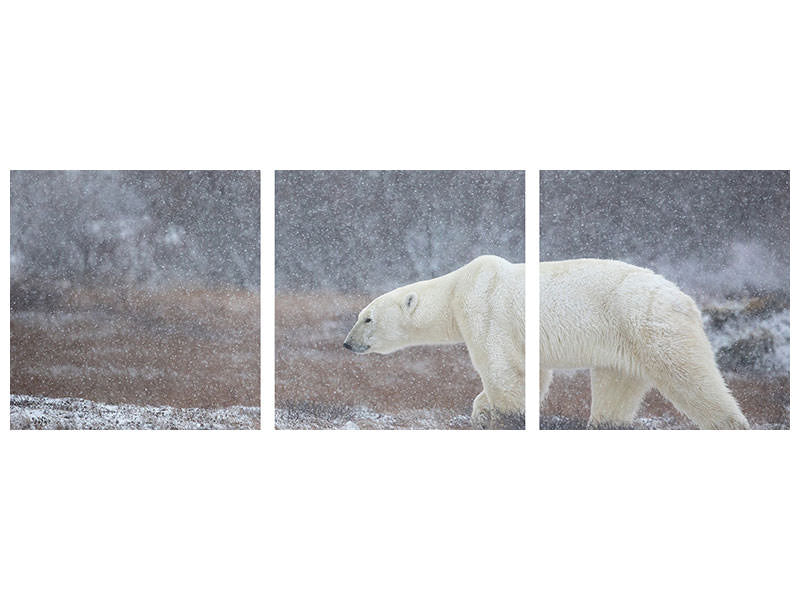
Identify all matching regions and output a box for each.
[344,255,525,429]
[540,259,749,429]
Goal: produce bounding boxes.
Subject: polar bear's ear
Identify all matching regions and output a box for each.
[403,292,418,314]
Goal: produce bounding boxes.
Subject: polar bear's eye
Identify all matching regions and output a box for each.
[364,318,372,323]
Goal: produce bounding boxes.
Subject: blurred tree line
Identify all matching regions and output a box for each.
[275,171,525,292]
[10,170,260,290]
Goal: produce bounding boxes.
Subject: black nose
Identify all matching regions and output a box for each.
[343,341,353,350]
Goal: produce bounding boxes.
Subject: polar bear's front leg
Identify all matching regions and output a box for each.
[470,390,492,429]
[588,367,650,429]
[471,387,525,429]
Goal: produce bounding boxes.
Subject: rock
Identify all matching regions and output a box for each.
[716,332,775,373]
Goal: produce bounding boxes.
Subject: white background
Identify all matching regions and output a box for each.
[1,1,797,598]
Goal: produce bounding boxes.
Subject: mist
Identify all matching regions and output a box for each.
[539,170,789,297]
[11,170,260,296]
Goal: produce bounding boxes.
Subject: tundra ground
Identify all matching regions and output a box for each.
[11,284,259,429]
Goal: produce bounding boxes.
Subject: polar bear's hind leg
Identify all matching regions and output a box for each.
[651,371,750,429]
[635,297,750,429]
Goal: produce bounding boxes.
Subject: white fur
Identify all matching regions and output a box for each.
[540,259,749,429]
[344,255,525,428]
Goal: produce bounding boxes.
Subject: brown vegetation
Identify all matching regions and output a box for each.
[11,285,260,411]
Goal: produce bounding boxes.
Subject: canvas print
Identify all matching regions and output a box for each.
[275,170,525,429]
[539,170,789,429]
[10,171,260,429]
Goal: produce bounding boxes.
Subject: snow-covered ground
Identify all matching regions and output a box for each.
[275,403,472,430]
[10,394,260,430]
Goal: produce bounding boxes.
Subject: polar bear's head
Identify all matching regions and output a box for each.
[343,288,419,355]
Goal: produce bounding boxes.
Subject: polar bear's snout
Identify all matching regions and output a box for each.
[343,323,371,353]
[343,338,370,353]
[344,308,378,354]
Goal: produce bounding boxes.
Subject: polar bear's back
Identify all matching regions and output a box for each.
[540,259,639,342]
[540,259,704,376]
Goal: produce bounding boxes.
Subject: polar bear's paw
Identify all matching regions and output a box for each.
[470,391,492,429]
[471,391,525,429]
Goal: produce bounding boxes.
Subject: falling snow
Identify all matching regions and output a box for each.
[10,171,261,430]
